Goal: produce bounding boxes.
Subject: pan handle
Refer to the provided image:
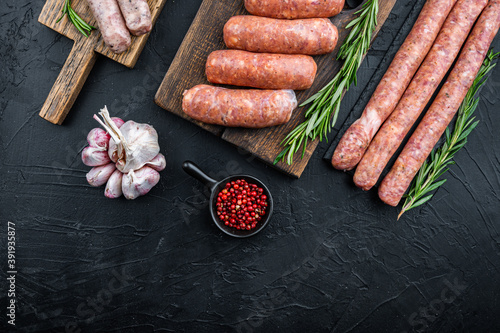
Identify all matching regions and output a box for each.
[182,161,218,191]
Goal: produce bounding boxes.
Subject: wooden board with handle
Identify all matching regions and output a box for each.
[38,0,167,125]
[155,0,398,178]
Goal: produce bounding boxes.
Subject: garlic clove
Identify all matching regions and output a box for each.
[146,153,166,172]
[86,163,116,187]
[115,120,160,173]
[87,128,110,150]
[112,117,125,128]
[105,169,123,198]
[108,139,119,163]
[122,166,160,200]
[82,146,112,166]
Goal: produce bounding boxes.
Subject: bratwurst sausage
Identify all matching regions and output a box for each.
[182,85,297,128]
[353,0,488,191]
[224,16,338,55]
[332,0,458,171]
[379,0,500,207]
[244,0,345,19]
[86,0,131,54]
[206,50,317,90]
[116,0,152,36]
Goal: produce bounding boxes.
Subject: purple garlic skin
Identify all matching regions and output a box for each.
[87,128,110,149]
[87,163,116,187]
[111,117,125,128]
[105,169,123,198]
[82,146,111,167]
[146,153,166,172]
[122,166,160,200]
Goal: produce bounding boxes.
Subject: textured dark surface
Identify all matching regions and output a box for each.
[1,0,500,332]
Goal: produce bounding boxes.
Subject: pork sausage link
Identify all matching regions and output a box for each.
[353,0,488,191]
[332,0,458,171]
[116,0,152,36]
[206,50,317,90]
[224,16,338,55]
[244,0,345,19]
[182,85,297,128]
[86,0,131,54]
[379,0,500,207]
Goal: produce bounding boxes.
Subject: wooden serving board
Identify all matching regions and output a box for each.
[155,0,398,178]
[38,0,167,125]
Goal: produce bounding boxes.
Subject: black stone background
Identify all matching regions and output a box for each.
[1,0,499,332]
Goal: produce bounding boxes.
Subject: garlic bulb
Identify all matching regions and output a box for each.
[83,108,164,199]
[146,153,166,172]
[122,166,160,200]
[105,169,123,199]
[94,106,160,173]
[87,163,116,187]
[82,146,111,166]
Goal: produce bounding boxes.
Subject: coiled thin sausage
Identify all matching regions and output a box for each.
[224,16,338,55]
[182,85,297,128]
[244,0,345,19]
[206,50,317,90]
[332,0,458,171]
[116,0,152,36]
[86,0,131,54]
[353,0,488,191]
[379,0,500,206]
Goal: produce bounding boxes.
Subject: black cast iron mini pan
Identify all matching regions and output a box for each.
[182,161,273,238]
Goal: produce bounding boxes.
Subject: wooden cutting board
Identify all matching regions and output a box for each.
[155,0,398,178]
[38,0,167,125]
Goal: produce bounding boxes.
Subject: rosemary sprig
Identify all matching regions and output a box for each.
[275,0,379,165]
[399,50,500,220]
[56,0,96,37]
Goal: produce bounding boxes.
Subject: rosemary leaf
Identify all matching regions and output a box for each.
[275,0,379,165]
[398,50,500,219]
[58,0,95,37]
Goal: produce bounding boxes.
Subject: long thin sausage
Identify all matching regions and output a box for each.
[332,0,458,171]
[244,0,345,19]
[116,0,152,36]
[182,85,297,128]
[86,0,131,54]
[353,0,488,191]
[206,50,317,90]
[224,16,338,55]
[379,1,500,206]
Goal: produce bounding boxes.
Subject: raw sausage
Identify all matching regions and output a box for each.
[206,50,317,90]
[244,0,345,19]
[379,0,500,206]
[354,0,488,191]
[116,0,152,36]
[182,85,297,128]
[86,0,131,54]
[224,16,338,55]
[353,0,488,191]
[332,0,458,171]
